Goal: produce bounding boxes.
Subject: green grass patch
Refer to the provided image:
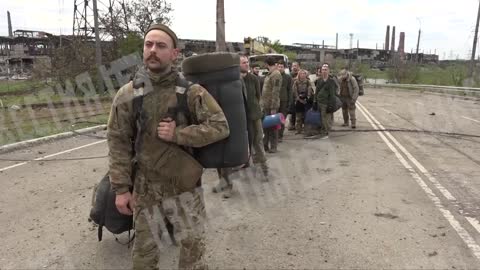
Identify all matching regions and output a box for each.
[0,112,109,146]
[0,80,49,94]
[362,69,389,80]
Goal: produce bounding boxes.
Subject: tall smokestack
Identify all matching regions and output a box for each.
[385,25,390,51]
[391,26,396,53]
[398,32,405,53]
[399,32,405,60]
[7,11,13,37]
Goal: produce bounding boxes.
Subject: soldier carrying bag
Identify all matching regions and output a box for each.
[89,92,145,242]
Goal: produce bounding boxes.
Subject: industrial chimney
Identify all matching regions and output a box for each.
[398,32,405,53]
[399,32,405,60]
[7,11,13,37]
[385,25,390,51]
[391,26,396,53]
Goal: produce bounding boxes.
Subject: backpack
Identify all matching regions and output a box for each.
[89,76,191,242]
[353,74,364,96]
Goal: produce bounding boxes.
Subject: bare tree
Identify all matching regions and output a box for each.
[99,0,173,38]
[132,0,173,33]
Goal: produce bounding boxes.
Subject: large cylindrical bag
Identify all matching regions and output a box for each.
[182,53,249,168]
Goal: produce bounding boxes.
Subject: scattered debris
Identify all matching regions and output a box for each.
[10,105,21,111]
[374,213,399,219]
[429,112,436,116]
[428,251,438,257]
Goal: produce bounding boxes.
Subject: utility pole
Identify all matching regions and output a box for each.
[349,33,353,69]
[470,0,480,76]
[92,0,102,66]
[216,0,227,52]
[415,29,421,63]
[336,33,338,50]
[357,39,359,64]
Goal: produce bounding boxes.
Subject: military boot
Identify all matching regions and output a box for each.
[212,178,228,193]
[222,184,233,198]
[260,162,269,182]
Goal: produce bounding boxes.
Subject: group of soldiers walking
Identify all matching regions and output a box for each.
[212,56,360,199]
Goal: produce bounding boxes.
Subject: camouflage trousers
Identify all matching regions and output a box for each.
[318,104,333,134]
[340,96,356,126]
[279,100,289,139]
[248,119,267,164]
[132,190,207,270]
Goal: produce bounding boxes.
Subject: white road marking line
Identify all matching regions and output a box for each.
[462,116,480,124]
[466,217,480,236]
[0,140,106,173]
[0,162,28,172]
[358,102,456,201]
[357,104,480,260]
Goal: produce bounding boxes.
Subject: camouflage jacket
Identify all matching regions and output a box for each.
[279,71,292,103]
[292,79,314,101]
[107,68,230,196]
[260,69,282,111]
[242,73,262,120]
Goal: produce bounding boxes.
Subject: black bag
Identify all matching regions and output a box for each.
[89,174,133,241]
[327,96,342,113]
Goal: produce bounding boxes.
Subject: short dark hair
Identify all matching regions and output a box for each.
[251,63,260,68]
[265,56,277,66]
[277,60,285,66]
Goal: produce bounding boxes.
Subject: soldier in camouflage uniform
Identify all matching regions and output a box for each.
[277,61,292,142]
[338,69,359,129]
[260,57,282,153]
[241,55,269,178]
[107,24,230,270]
[288,62,300,130]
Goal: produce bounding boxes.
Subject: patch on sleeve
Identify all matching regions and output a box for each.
[175,86,186,94]
[274,79,280,87]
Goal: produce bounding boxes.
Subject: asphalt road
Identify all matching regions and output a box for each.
[1,87,480,269]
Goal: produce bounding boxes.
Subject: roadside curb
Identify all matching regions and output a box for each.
[0,125,107,154]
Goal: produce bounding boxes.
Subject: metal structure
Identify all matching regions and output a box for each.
[72,0,123,41]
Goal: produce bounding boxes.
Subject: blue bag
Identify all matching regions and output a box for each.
[305,109,321,128]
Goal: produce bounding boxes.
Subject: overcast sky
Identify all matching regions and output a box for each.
[0,0,479,60]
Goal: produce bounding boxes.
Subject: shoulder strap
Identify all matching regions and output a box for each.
[132,94,144,156]
[175,77,192,124]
